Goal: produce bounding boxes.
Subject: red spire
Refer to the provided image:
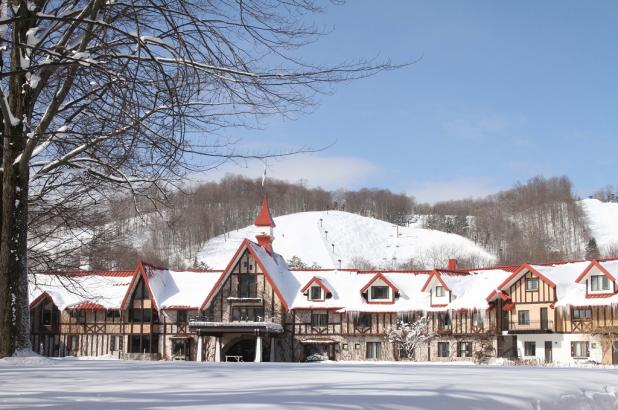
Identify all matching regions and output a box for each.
[255,193,276,228]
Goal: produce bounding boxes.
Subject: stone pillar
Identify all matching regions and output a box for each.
[254,335,262,362]
[196,335,203,362]
[269,336,276,362]
[215,337,221,362]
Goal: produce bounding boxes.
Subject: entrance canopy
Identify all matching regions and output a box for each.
[189,320,283,336]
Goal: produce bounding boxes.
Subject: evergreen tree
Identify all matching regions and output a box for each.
[585,238,601,260]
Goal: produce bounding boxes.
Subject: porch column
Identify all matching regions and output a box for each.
[254,335,262,362]
[196,335,203,362]
[215,337,221,362]
[269,336,276,362]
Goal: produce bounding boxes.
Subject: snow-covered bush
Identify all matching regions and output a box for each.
[385,316,435,360]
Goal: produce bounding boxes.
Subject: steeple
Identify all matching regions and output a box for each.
[255,193,275,254]
[255,193,276,228]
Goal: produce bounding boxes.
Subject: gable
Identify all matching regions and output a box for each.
[575,260,616,284]
[121,263,158,310]
[200,240,292,311]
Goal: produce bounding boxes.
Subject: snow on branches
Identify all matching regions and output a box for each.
[385,316,435,360]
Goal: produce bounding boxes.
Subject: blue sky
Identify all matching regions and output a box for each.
[207,1,618,203]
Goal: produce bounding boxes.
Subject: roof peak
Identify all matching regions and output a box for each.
[255,193,276,228]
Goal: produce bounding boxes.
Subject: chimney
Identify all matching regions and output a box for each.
[448,259,458,270]
[256,234,273,254]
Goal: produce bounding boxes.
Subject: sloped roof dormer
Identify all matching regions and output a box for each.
[575,259,616,284]
[300,276,331,300]
[361,273,399,304]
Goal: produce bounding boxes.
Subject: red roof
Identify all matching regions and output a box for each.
[69,302,106,310]
[575,260,616,283]
[255,193,276,227]
[300,276,331,294]
[360,272,399,293]
[585,293,617,299]
[40,270,134,277]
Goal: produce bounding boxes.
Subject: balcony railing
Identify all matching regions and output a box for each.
[508,320,553,332]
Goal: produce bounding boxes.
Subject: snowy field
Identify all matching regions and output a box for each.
[1,359,618,409]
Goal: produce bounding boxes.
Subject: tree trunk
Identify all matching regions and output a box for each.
[0,4,34,357]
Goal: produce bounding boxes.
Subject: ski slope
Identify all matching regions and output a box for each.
[195,210,495,269]
[580,198,618,249]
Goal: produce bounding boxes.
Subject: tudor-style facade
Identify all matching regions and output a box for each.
[28,195,618,365]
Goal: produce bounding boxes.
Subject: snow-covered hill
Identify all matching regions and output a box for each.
[195,210,496,269]
[580,198,618,250]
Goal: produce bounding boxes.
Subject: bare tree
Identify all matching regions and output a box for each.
[385,316,434,360]
[0,0,398,357]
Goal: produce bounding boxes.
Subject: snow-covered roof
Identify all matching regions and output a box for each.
[531,260,618,308]
[29,236,618,314]
[447,269,513,311]
[29,271,133,310]
[143,264,224,309]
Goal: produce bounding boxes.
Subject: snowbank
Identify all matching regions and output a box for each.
[0,360,616,409]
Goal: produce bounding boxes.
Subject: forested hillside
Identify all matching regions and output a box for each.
[419,176,589,264]
[39,175,613,271]
[82,175,416,269]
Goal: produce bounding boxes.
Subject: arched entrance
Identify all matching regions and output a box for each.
[222,336,271,362]
[225,339,255,362]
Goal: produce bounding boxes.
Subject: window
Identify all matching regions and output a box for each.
[238,274,257,298]
[591,275,610,292]
[472,311,483,327]
[457,342,472,358]
[526,278,539,291]
[370,286,390,300]
[524,341,536,356]
[572,308,592,321]
[110,335,121,352]
[355,313,372,328]
[42,309,58,327]
[128,335,159,354]
[438,313,451,329]
[106,310,121,321]
[68,335,79,351]
[437,342,450,357]
[518,310,530,325]
[571,341,590,358]
[70,310,86,323]
[133,280,147,300]
[177,310,187,323]
[310,286,323,301]
[435,286,445,297]
[366,342,381,359]
[399,312,416,324]
[311,312,329,328]
[231,307,264,322]
[342,344,348,351]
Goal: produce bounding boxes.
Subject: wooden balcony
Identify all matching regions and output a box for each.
[571,320,593,333]
[508,320,553,334]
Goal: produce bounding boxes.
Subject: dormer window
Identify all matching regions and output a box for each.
[310,285,323,301]
[435,286,445,297]
[591,275,610,292]
[526,278,539,291]
[361,273,398,304]
[370,286,390,300]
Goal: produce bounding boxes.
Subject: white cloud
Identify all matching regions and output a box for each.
[409,178,501,204]
[195,154,380,190]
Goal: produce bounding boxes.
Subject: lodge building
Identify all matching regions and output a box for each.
[29,195,618,364]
